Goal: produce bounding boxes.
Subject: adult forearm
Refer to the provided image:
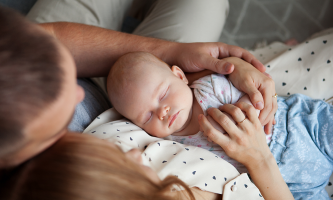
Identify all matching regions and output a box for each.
[247,154,294,200]
[39,22,176,77]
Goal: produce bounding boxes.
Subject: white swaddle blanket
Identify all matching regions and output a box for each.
[83,109,264,199]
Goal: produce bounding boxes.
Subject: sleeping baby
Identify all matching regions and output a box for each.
[107,52,265,173]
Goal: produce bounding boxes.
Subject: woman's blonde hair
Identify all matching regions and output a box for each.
[1,133,194,200]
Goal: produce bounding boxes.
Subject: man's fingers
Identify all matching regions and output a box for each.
[263,72,272,78]
[250,59,266,72]
[221,44,266,72]
[206,57,235,74]
[263,98,278,134]
[264,119,274,135]
[198,114,229,147]
[241,82,264,110]
[258,90,272,125]
[240,52,266,73]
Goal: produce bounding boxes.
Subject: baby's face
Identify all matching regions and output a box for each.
[114,61,193,138]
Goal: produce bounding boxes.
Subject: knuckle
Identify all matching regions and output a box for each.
[265,102,272,110]
[231,106,242,115]
[214,60,222,72]
[236,137,247,146]
[234,101,244,108]
[217,114,230,126]
[254,121,263,130]
[247,105,256,113]
[225,143,236,153]
[253,90,262,97]
[208,133,219,143]
[266,79,275,88]
[243,124,253,134]
[244,77,253,85]
[248,90,261,100]
[205,129,216,139]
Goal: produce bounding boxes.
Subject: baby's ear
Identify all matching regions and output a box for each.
[171,65,188,84]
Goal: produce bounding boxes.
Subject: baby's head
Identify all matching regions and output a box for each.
[107,52,193,138]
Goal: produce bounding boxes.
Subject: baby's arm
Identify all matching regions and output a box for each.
[186,70,214,85]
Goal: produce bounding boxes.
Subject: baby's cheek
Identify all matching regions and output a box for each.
[144,124,167,138]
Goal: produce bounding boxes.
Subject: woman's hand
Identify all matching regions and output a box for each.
[198,104,294,200]
[198,102,271,170]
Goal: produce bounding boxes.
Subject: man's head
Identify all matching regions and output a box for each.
[0,6,84,168]
[107,52,193,138]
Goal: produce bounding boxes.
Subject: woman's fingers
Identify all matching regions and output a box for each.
[206,108,240,139]
[200,103,270,167]
[218,103,247,124]
[233,102,260,125]
[240,80,264,110]
[198,114,230,147]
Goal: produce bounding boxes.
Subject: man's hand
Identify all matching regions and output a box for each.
[165,42,266,74]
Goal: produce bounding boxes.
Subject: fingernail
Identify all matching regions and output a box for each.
[256,102,264,109]
[198,114,203,120]
[225,62,233,72]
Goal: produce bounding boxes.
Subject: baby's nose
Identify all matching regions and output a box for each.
[159,106,170,120]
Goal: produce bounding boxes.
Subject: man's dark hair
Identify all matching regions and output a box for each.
[0,6,64,159]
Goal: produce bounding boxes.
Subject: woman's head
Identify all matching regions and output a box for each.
[1,133,194,200]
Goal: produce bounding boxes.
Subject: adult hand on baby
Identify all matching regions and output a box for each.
[166,42,265,74]
[225,57,277,134]
[199,104,295,200]
[166,43,276,134]
[198,103,272,170]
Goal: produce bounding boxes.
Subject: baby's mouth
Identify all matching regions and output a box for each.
[168,111,180,127]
